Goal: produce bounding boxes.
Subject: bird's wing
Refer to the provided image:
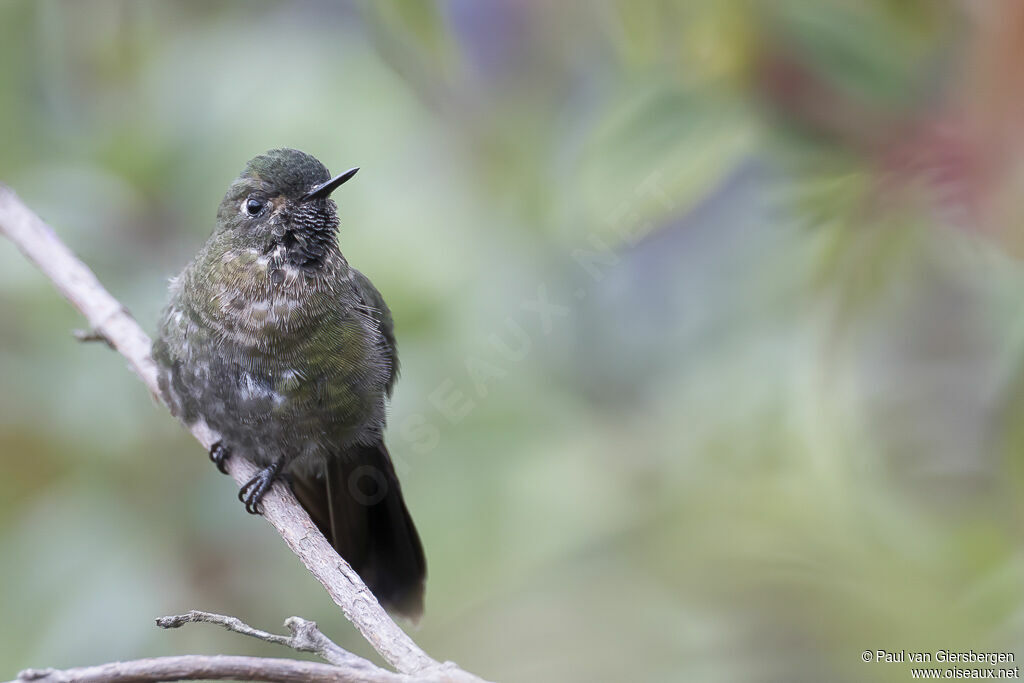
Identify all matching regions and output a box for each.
[350,267,399,396]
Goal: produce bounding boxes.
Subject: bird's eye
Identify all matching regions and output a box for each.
[244,197,266,216]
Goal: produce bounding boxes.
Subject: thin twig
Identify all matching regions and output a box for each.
[156,610,372,670]
[0,184,490,683]
[72,328,115,348]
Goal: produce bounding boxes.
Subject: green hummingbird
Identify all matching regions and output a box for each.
[153,148,426,618]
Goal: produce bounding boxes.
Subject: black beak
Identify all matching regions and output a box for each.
[300,167,359,202]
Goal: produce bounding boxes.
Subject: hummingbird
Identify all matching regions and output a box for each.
[153,148,426,618]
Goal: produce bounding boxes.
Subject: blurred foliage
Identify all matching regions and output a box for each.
[2,1,1024,682]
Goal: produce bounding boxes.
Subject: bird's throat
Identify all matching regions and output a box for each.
[277,205,338,271]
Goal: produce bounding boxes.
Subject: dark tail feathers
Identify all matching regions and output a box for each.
[290,443,426,619]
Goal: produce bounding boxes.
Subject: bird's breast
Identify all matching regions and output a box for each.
[199,245,337,349]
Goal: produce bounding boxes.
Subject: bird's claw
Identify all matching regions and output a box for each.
[238,460,282,515]
[209,441,230,474]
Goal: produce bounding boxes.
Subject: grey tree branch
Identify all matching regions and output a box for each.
[0,184,491,683]
[13,655,392,683]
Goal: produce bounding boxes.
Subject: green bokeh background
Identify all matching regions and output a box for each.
[2,2,1024,681]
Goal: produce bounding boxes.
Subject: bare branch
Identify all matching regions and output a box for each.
[0,184,490,683]
[10,655,398,683]
[156,610,373,670]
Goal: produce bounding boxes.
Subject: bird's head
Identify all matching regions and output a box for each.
[215,148,358,270]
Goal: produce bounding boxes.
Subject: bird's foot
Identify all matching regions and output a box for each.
[238,459,284,515]
[209,441,230,474]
